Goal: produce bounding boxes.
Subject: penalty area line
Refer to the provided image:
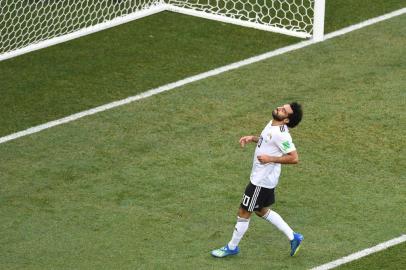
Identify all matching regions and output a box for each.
[310,234,406,270]
[0,7,405,145]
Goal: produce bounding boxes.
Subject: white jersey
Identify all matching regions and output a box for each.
[250,120,296,189]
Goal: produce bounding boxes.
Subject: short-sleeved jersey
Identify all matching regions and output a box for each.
[250,120,296,189]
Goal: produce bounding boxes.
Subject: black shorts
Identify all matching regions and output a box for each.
[240,182,275,212]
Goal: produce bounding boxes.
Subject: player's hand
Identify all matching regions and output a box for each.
[257,155,273,164]
[239,136,254,147]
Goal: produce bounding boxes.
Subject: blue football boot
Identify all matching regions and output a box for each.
[290,232,304,256]
[211,245,240,258]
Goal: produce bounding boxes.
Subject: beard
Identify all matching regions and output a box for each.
[272,110,285,121]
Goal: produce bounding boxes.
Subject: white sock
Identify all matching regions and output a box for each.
[262,209,294,240]
[228,216,250,250]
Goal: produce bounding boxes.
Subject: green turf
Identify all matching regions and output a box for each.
[0,1,405,137]
[0,14,405,270]
[336,243,406,270]
[0,11,297,137]
[324,0,405,33]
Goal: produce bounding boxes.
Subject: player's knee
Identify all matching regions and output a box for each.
[238,207,251,219]
[255,208,269,217]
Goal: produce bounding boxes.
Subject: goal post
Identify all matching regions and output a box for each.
[166,4,309,39]
[313,0,326,41]
[0,0,325,61]
[167,0,319,39]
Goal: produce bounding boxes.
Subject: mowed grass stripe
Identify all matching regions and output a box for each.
[0,11,298,137]
[1,15,405,269]
[1,8,405,145]
[1,1,405,137]
[0,39,311,145]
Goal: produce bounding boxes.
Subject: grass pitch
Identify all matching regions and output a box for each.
[1,12,405,270]
[0,1,405,137]
[336,243,406,270]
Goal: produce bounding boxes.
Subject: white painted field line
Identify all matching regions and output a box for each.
[0,7,405,145]
[310,234,406,270]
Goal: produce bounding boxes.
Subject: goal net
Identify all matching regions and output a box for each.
[0,0,165,60]
[168,0,315,37]
[0,0,324,61]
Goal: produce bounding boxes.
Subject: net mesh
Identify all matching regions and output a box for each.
[168,0,314,34]
[0,0,162,55]
[0,0,315,58]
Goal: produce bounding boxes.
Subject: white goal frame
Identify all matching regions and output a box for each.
[0,0,325,62]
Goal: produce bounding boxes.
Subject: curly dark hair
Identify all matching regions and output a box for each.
[287,102,303,128]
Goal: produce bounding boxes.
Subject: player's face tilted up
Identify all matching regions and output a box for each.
[272,104,294,122]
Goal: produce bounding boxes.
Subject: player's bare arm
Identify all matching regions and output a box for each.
[257,150,299,164]
[239,136,259,147]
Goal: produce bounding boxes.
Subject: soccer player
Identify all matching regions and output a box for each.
[211,102,303,258]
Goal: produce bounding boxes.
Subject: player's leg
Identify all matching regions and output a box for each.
[211,207,251,258]
[254,189,303,256]
[227,207,251,249]
[211,183,257,258]
[256,207,295,241]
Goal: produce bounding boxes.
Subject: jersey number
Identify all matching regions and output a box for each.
[257,136,263,148]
